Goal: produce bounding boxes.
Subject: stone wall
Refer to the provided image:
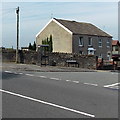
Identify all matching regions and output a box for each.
[2,49,16,62]
[2,49,96,69]
[49,52,96,69]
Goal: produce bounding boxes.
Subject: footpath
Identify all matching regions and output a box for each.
[2,62,116,72]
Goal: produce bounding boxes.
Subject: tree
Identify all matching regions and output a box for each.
[33,41,36,50]
[49,35,53,52]
[42,35,53,52]
[29,43,32,50]
[29,41,36,51]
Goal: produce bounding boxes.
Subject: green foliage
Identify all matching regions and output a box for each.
[33,41,36,50]
[42,35,53,52]
[29,41,36,51]
[29,43,32,50]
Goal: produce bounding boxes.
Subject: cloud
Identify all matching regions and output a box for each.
[2,2,118,48]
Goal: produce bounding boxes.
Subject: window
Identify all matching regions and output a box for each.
[99,39,102,47]
[107,52,111,60]
[87,48,95,55]
[88,37,92,46]
[115,46,118,51]
[88,50,94,55]
[79,37,83,46]
[107,39,110,47]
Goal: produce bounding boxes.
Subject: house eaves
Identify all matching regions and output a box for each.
[36,18,73,38]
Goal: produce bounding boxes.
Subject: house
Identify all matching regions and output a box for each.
[36,18,112,60]
[112,40,120,55]
[112,40,120,67]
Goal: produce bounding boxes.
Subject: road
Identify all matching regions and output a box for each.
[1,63,119,118]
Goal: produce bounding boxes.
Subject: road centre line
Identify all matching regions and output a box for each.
[18,73,23,75]
[5,71,12,73]
[25,74,34,77]
[39,76,47,78]
[72,81,79,83]
[6,71,117,89]
[66,80,71,82]
[13,72,20,75]
[84,83,98,86]
[50,78,61,80]
[0,89,95,118]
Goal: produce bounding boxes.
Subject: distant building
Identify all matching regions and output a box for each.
[0,47,5,50]
[21,47,29,51]
[36,18,112,60]
[112,40,120,62]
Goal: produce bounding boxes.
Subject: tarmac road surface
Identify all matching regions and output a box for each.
[1,63,119,118]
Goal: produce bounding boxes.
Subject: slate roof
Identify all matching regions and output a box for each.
[54,18,112,37]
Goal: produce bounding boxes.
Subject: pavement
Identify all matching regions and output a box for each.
[1,62,109,72]
[0,62,119,118]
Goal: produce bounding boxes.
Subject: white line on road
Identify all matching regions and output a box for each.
[5,71,12,73]
[25,74,34,77]
[39,76,47,78]
[18,73,23,75]
[72,81,79,84]
[50,78,61,80]
[84,83,98,86]
[66,80,71,82]
[107,86,119,89]
[0,89,95,118]
[13,72,19,75]
[104,83,120,87]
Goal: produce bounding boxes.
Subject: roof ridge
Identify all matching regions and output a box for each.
[54,18,112,37]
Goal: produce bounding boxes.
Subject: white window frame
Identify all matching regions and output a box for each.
[88,37,92,46]
[99,39,102,47]
[107,39,110,48]
[79,37,84,46]
[88,50,94,55]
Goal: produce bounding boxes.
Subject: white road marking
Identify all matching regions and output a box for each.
[13,72,19,75]
[0,89,95,118]
[107,86,119,89]
[104,83,120,89]
[18,73,23,75]
[111,73,118,75]
[39,76,47,78]
[104,83,120,87]
[66,80,71,82]
[84,83,98,86]
[72,81,79,84]
[50,78,61,80]
[5,71,12,73]
[25,74,34,77]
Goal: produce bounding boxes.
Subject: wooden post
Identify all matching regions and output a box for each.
[16,6,19,63]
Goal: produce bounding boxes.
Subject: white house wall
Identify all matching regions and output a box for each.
[36,19,72,53]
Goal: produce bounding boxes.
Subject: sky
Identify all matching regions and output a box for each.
[1,1,118,49]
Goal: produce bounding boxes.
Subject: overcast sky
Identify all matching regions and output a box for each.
[1,2,118,48]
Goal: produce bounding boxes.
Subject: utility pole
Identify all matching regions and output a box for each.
[16,6,19,63]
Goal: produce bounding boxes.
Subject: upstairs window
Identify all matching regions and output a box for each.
[79,37,84,46]
[88,37,92,46]
[107,39,110,47]
[99,39,102,47]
